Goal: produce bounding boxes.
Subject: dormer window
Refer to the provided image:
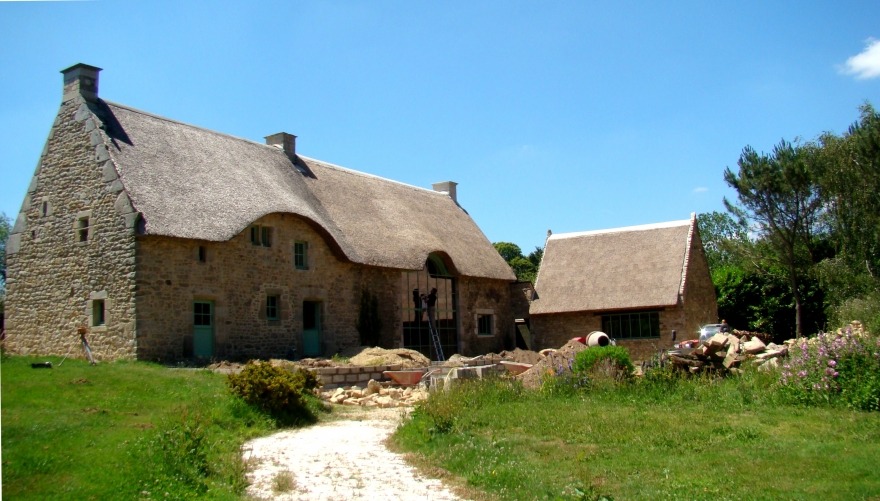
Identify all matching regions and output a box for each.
[250,225,272,247]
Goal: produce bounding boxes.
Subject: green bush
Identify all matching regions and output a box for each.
[572,345,635,388]
[227,360,319,425]
[778,327,880,411]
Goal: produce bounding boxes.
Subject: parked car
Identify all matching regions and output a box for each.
[698,323,725,343]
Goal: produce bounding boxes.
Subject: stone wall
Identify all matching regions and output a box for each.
[679,225,719,338]
[530,309,682,361]
[4,97,138,360]
[135,212,516,361]
[135,213,402,361]
[457,276,517,355]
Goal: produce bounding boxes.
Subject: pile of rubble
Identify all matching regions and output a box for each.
[320,379,429,408]
[515,339,589,389]
[348,347,431,369]
[667,330,788,373]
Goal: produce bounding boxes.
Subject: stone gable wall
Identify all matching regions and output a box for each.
[680,227,719,338]
[4,98,137,360]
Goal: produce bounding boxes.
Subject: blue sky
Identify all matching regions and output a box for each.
[1,1,878,253]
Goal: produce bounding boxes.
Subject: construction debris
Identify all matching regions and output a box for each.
[667,329,789,374]
[348,347,431,369]
[319,379,429,408]
[516,339,589,389]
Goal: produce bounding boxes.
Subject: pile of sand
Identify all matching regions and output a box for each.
[349,347,431,369]
[516,339,588,389]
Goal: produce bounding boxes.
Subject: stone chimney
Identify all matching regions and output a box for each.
[265,132,297,157]
[432,181,458,203]
[61,63,102,102]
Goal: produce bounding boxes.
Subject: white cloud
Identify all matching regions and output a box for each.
[693,187,709,194]
[841,38,880,80]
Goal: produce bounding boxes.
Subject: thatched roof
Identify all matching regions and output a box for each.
[96,101,514,280]
[530,217,696,314]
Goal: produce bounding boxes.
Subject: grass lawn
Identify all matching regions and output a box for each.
[393,375,880,500]
[1,355,276,500]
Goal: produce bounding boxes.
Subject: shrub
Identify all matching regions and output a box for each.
[778,325,880,411]
[227,360,319,425]
[572,345,635,388]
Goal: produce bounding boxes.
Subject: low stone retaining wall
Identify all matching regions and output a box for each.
[310,365,403,389]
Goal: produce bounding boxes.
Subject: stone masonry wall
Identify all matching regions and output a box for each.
[680,226,719,339]
[4,97,137,360]
[136,212,516,362]
[135,213,403,361]
[457,276,516,356]
[530,310,682,362]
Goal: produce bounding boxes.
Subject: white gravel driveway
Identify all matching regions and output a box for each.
[243,408,466,500]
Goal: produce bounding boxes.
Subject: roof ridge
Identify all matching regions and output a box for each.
[106,101,451,199]
[549,219,692,240]
[300,155,450,197]
[104,100,277,151]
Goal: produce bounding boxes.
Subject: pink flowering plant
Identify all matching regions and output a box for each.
[779,327,880,411]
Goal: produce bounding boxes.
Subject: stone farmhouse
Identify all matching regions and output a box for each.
[4,63,519,362]
[528,216,718,361]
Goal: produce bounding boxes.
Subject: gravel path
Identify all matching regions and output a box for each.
[243,408,466,500]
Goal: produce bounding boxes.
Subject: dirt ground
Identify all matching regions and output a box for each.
[243,407,467,500]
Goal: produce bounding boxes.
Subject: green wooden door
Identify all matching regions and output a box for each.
[302,301,321,357]
[193,301,214,358]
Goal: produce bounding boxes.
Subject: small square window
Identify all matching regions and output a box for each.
[477,313,494,337]
[294,242,309,270]
[250,225,272,247]
[77,216,90,242]
[92,299,105,327]
[266,295,280,321]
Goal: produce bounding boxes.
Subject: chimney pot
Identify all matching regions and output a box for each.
[432,181,458,203]
[61,63,102,102]
[265,132,297,157]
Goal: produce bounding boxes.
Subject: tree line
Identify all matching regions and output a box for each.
[494,104,879,341]
[702,103,879,339]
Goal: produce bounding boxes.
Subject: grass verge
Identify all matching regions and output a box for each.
[1,355,281,500]
[393,370,880,500]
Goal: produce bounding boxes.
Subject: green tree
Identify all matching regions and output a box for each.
[697,211,749,273]
[493,241,542,283]
[815,105,880,288]
[493,242,523,263]
[0,212,11,313]
[724,140,825,337]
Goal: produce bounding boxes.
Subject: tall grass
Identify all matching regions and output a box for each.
[394,365,880,500]
[0,356,279,499]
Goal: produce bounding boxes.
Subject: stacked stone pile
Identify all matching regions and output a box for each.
[320,379,429,408]
[668,331,789,373]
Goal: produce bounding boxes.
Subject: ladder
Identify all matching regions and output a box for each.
[427,320,445,361]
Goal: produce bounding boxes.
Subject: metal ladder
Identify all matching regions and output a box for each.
[428,320,445,361]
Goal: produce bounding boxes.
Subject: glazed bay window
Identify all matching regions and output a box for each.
[601,311,660,339]
[266,295,280,321]
[294,241,309,270]
[250,225,272,247]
